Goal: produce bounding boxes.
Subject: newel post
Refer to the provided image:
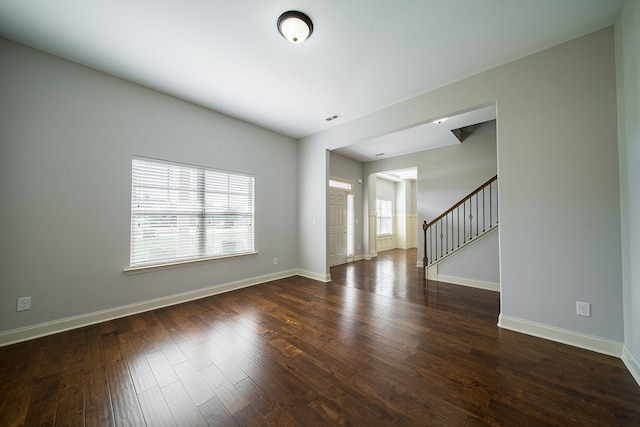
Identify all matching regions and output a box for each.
[422,220,428,280]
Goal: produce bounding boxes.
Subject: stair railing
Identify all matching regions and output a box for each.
[423,175,498,275]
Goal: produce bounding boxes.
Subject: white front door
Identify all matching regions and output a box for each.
[329,189,348,266]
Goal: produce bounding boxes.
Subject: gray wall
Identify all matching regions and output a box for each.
[301,28,623,343]
[0,38,298,332]
[297,147,328,278]
[616,2,640,371]
[438,230,500,284]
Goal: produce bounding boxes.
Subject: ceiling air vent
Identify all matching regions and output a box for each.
[325,114,341,122]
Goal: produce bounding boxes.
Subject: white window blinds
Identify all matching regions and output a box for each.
[376,199,393,235]
[130,157,254,268]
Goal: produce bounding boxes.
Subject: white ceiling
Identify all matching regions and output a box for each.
[333,104,496,162]
[0,0,623,142]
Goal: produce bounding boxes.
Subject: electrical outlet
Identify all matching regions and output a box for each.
[576,301,591,317]
[17,297,31,312]
[273,257,278,265]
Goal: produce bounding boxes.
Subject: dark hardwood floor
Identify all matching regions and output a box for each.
[1,249,639,426]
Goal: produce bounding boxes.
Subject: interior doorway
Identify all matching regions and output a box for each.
[369,169,418,257]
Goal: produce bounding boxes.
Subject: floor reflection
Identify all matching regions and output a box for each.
[330,248,498,322]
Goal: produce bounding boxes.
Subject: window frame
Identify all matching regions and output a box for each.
[376,199,393,236]
[329,178,353,191]
[125,156,256,273]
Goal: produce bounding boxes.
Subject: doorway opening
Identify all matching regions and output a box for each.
[369,168,418,257]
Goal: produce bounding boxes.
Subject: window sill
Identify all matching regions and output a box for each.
[123,251,258,275]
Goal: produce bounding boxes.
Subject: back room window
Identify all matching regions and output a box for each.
[376,199,393,235]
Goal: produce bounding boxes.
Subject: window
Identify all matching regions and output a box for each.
[329,179,352,191]
[376,199,393,235]
[129,156,254,268]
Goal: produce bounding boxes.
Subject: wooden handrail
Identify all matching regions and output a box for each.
[426,175,497,228]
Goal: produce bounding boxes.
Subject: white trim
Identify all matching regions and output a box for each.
[622,345,640,387]
[406,213,418,249]
[296,269,331,282]
[0,269,297,347]
[375,172,402,183]
[124,251,258,274]
[427,266,437,280]
[498,314,623,357]
[328,176,355,192]
[437,274,500,292]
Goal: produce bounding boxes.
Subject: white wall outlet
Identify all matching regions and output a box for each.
[17,296,31,312]
[576,301,591,317]
[273,257,278,265]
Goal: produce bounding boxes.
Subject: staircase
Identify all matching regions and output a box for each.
[423,175,498,269]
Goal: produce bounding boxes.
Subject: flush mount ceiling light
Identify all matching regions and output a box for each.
[277,11,313,43]
[433,117,448,124]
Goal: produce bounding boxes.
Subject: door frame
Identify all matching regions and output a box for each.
[328,177,355,266]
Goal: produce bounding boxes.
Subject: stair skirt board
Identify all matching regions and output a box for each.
[436,274,500,292]
[417,226,499,289]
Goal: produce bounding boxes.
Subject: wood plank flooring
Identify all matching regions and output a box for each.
[1,249,639,426]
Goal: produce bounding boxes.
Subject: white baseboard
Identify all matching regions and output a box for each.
[437,274,500,292]
[427,265,437,280]
[395,244,417,250]
[622,345,640,386]
[295,269,331,283]
[417,256,499,291]
[498,314,623,357]
[0,269,298,347]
